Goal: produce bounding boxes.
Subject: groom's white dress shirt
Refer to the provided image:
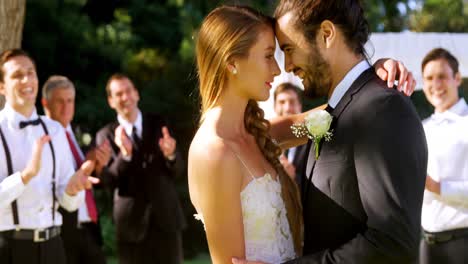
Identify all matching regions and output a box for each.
[306,60,370,176]
[0,103,83,231]
[328,60,371,108]
[422,98,468,232]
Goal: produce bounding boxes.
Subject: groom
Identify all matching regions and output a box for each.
[235,0,428,263]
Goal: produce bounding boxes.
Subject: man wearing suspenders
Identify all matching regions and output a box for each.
[0,49,98,264]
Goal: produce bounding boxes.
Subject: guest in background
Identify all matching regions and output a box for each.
[419,48,468,264]
[274,82,308,192]
[95,73,186,264]
[0,49,96,264]
[42,75,110,264]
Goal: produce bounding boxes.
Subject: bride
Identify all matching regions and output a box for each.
[188,5,413,264]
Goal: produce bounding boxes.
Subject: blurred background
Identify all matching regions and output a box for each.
[1,0,468,263]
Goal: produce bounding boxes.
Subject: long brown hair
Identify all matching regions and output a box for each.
[196,5,303,255]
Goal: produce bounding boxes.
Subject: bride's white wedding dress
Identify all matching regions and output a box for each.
[195,156,296,264]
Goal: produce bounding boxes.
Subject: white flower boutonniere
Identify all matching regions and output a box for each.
[291,110,333,159]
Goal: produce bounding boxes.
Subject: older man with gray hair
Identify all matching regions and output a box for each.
[41,75,110,264]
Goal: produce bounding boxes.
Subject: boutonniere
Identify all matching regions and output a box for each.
[291,110,333,159]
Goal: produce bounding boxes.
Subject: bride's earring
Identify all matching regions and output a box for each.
[228,64,237,75]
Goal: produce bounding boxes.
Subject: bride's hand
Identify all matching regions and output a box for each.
[232,257,267,264]
[374,58,416,96]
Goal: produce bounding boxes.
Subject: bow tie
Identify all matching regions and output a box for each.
[19,118,41,129]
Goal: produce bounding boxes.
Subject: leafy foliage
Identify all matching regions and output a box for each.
[410,0,468,32]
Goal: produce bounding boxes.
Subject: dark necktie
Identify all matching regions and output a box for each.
[19,118,40,129]
[131,126,141,148]
[325,104,334,113]
[65,131,98,223]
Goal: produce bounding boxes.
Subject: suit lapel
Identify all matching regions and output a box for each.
[330,68,375,119]
[108,122,121,155]
[142,114,150,149]
[305,68,376,178]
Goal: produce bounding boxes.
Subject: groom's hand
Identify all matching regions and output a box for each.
[232,257,267,264]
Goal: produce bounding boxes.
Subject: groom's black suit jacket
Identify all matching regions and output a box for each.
[95,113,186,243]
[288,69,428,264]
[290,144,309,193]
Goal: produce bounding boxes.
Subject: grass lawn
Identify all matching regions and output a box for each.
[184,253,211,264]
[107,253,211,264]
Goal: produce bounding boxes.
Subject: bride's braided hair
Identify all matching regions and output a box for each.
[196,5,303,255]
[244,99,303,255]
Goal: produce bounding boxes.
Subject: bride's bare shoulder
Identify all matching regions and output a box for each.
[190,133,236,169]
[189,129,242,187]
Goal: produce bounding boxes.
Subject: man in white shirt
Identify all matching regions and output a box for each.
[419,48,468,264]
[41,75,111,264]
[0,49,98,264]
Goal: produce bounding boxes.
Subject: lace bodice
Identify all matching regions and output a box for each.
[194,173,296,264]
[240,173,296,263]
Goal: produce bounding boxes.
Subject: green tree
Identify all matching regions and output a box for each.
[0,0,26,109]
[364,0,410,31]
[410,0,468,32]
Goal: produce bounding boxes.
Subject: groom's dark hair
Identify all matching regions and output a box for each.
[275,0,369,57]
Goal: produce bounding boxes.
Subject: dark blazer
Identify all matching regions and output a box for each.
[287,144,309,193]
[288,69,428,264]
[59,209,103,245]
[95,112,186,243]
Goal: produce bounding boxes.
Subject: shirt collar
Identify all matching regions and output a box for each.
[2,102,39,130]
[328,60,371,108]
[117,110,142,138]
[431,98,468,121]
[65,124,75,136]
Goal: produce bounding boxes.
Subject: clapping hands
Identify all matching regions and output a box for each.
[65,160,100,196]
[158,126,176,160]
[86,139,111,175]
[21,135,51,184]
[114,126,133,157]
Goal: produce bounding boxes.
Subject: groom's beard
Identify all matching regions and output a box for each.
[301,47,332,99]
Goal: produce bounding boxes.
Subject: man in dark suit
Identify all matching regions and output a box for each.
[271,1,428,263]
[95,73,185,264]
[274,82,308,191]
[42,75,111,264]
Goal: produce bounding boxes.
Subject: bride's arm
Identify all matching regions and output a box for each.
[188,143,245,264]
[269,104,326,150]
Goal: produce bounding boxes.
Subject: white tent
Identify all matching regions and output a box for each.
[366,32,468,89]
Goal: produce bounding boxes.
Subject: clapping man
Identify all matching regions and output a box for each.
[95,74,186,264]
[0,49,98,264]
[42,75,111,264]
